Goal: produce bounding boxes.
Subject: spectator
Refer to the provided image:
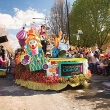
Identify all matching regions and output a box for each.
[80,54,84,58]
[87,50,94,73]
[97,54,109,75]
[92,54,99,73]
[105,59,110,76]
[106,45,110,57]
[98,54,105,64]
[0,45,5,60]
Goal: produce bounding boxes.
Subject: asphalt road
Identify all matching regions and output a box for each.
[0,63,110,110]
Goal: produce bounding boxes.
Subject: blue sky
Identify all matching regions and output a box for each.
[0,0,55,16]
[0,0,74,50]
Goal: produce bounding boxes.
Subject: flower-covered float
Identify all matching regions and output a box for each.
[14,26,91,91]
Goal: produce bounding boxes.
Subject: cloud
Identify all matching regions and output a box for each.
[9,33,20,50]
[0,7,45,30]
[0,7,46,50]
[42,9,47,12]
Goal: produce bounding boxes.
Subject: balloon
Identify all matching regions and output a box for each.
[16,27,27,47]
[16,27,27,39]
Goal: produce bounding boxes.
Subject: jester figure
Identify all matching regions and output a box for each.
[25,28,46,72]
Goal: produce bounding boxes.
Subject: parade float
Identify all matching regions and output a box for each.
[14,25,91,91]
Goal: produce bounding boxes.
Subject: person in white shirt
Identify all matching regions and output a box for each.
[92,54,99,73]
[87,50,94,73]
[106,45,110,57]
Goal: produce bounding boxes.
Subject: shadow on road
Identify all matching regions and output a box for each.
[75,88,110,109]
[0,72,57,96]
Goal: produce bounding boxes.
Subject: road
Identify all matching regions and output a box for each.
[0,62,110,110]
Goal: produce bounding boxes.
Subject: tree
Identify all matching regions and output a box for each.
[0,24,6,36]
[70,0,110,48]
[0,24,14,53]
[49,0,71,39]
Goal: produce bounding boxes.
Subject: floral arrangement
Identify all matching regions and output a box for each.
[21,54,31,65]
[14,64,91,85]
[69,73,91,84]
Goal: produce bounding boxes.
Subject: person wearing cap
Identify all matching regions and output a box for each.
[97,53,109,75]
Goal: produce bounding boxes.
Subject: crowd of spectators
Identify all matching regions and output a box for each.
[65,45,110,76]
[14,45,110,76]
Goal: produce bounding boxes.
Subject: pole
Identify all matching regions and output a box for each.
[66,0,70,44]
[76,34,80,47]
[78,40,79,46]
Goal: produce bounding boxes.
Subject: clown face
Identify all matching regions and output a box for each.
[29,39,38,50]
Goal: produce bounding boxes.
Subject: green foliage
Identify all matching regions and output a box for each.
[70,0,110,48]
[58,50,66,58]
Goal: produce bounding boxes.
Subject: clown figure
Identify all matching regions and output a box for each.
[28,36,40,55]
[25,28,46,72]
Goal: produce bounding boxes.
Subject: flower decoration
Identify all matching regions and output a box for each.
[37,58,40,62]
[42,64,48,70]
[21,54,31,65]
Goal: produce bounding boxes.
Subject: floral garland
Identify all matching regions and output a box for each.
[14,64,91,85]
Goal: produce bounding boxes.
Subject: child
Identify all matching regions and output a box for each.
[97,54,109,75]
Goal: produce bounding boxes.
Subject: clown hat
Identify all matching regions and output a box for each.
[27,28,37,37]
